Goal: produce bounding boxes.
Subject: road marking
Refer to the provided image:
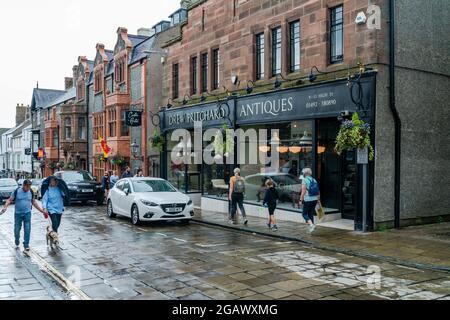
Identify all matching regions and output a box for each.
[195,243,228,248]
[173,238,188,243]
[156,233,168,237]
[25,249,91,300]
[138,228,147,232]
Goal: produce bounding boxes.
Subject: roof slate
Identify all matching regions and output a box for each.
[31,88,66,110]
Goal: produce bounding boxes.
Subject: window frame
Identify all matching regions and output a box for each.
[201,52,209,93]
[191,56,198,95]
[172,63,179,99]
[289,20,301,73]
[330,4,344,64]
[64,117,72,140]
[271,27,282,77]
[212,48,220,90]
[255,32,265,80]
[121,108,130,137]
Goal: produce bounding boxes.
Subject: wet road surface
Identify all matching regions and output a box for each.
[0,204,449,300]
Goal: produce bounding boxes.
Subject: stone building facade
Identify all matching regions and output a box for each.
[158,0,450,230]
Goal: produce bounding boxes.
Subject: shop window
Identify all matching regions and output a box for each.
[255,33,265,80]
[289,21,301,72]
[191,56,198,95]
[271,27,282,76]
[330,5,344,64]
[238,121,313,210]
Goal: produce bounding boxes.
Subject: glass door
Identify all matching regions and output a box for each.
[341,150,357,220]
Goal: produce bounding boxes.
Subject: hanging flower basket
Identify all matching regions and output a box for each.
[97,154,108,162]
[213,123,234,158]
[48,162,58,170]
[149,130,165,152]
[110,155,125,166]
[335,113,374,160]
[64,162,76,170]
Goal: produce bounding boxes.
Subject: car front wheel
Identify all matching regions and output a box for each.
[107,200,116,218]
[131,204,141,226]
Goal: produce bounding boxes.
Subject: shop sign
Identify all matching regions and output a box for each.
[162,100,235,130]
[236,76,375,124]
[126,111,142,127]
[357,147,369,165]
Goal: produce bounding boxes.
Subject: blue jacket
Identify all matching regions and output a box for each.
[42,186,65,215]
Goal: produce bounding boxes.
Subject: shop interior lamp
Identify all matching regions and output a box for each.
[289,146,302,154]
[318,145,326,154]
[259,145,271,153]
[277,146,289,154]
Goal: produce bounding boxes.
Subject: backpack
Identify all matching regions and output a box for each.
[307,177,320,197]
[233,177,246,194]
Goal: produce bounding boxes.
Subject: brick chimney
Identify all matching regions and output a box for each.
[64,77,74,90]
[16,103,28,126]
[137,28,154,37]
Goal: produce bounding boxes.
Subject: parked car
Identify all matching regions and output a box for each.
[244,173,303,204]
[107,178,194,225]
[0,179,18,203]
[54,170,104,205]
[31,179,43,199]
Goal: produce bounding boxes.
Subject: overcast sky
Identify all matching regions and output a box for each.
[0,0,180,128]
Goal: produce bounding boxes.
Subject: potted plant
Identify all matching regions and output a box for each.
[149,130,165,152]
[335,112,374,160]
[213,123,234,159]
[48,161,58,171]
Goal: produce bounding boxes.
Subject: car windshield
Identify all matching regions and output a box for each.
[32,180,42,186]
[0,179,18,187]
[132,180,177,193]
[61,171,94,183]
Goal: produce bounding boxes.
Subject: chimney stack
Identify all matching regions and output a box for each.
[137,28,154,37]
[64,77,74,90]
[16,103,28,126]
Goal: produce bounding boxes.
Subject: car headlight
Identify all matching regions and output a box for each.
[140,199,159,207]
[187,200,193,206]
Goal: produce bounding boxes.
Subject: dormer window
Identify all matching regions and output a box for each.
[115,59,126,84]
[77,80,85,101]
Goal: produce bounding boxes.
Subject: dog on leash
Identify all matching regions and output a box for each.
[46,226,59,248]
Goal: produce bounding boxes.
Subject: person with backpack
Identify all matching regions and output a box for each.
[228,168,248,225]
[0,180,48,252]
[299,168,320,234]
[263,179,279,231]
[41,176,65,234]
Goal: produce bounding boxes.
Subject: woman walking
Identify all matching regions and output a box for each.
[299,168,320,234]
[263,179,279,231]
[101,171,111,202]
[42,176,65,234]
[228,168,248,225]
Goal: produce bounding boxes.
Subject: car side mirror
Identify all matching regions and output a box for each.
[124,189,130,196]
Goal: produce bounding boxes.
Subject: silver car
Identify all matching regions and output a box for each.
[0,179,18,203]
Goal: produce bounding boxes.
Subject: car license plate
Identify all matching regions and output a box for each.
[166,207,182,213]
[82,189,93,193]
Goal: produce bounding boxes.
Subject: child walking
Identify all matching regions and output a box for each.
[263,180,279,231]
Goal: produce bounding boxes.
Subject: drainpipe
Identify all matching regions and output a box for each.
[86,85,90,172]
[389,0,401,229]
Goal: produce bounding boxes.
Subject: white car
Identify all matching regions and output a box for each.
[107,178,194,225]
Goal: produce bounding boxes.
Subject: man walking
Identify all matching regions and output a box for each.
[1,180,48,252]
[42,176,65,234]
[121,166,133,179]
[299,168,320,234]
[110,171,119,189]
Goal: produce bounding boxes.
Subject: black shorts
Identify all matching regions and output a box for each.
[268,206,276,216]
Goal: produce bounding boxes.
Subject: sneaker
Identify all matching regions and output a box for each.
[272,225,278,232]
[24,247,30,253]
[244,220,248,226]
[308,224,316,234]
[267,223,272,229]
[228,220,235,225]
